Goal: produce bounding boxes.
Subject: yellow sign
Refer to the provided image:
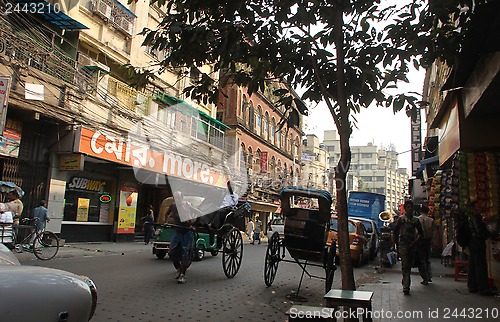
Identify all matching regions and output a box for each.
[60,154,84,171]
[117,190,138,234]
[77,198,90,222]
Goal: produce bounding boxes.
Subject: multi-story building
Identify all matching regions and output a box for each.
[0,0,230,242]
[301,134,331,193]
[217,82,303,226]
[323,130,408,213]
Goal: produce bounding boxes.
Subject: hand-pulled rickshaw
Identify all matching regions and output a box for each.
[153,200,251,278]
[264,187,336,295]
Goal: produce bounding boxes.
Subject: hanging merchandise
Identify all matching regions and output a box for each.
[457,152,469,212]
[428,170,443,220]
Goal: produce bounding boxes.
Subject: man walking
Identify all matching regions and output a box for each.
[417,205,436,284]
[392,200,424,295]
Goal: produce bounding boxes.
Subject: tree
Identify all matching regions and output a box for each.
[139,0,486,290]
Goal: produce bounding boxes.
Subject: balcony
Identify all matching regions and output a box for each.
[0,21,77,84]
[88,0,136,37]
[155,92,227,150]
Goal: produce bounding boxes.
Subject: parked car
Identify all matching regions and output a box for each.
[327,216,370,267]
[267,217,284,238]
[350,216,379,260]
[0,243,98,322]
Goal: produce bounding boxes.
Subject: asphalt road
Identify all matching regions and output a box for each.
[21,242,378,322]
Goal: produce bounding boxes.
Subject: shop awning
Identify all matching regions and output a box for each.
[15,1,88,30]
[247,200,280,213]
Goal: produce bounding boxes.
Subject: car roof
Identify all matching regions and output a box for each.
[350,217,376,225]
[330,215,360,224]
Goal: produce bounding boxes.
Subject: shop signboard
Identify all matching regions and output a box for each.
[260,151,268,173]
[0,77,11,135]
[0,118,22,158]
[77,198,90,222]
[74,127,229,188]
[439,99,460,166]
[117,185,138,234]
[60,154,84,171]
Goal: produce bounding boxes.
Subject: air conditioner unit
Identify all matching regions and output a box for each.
[119,19,134,36]
[90,0,112,21]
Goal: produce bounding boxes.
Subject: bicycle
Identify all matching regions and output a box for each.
[12,218,60,260]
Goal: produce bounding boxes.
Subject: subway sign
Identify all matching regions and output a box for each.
[67,176,106,192]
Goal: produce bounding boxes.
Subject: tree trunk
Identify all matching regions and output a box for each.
[333,0,356,291]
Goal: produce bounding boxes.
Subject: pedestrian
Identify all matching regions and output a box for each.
[467,211,495,296]
[392,199,424,295]
[166,191,201,284]
[141,205,155,245]
[246,218,254,242]
[417,205,436,284]
[6,191,23,225]
[252,216,262,245]
[33,200,50,231]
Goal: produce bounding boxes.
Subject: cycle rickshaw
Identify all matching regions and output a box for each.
[153,200,251,278]
[264,187,336,295]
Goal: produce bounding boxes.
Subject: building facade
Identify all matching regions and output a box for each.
[301,134,331,193]
[0,0,230,242]
[217,83,304,226]
[323,130,408,213]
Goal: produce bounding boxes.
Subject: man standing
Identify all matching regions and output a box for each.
[467,212,494,296]
[417,205,436,284]
[392,200,424,295]
[33,200,50,231]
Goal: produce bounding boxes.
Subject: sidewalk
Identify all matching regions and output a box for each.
[357,258,499,321]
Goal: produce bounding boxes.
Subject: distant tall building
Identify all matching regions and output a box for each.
[301,134,331,193]
[323,130,408,213]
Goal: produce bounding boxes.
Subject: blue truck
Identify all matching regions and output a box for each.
[347,191,386,231]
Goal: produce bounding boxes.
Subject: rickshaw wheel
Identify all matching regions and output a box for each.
[325,242,336,293]
[222,227,243,278]
[264,231,281,287]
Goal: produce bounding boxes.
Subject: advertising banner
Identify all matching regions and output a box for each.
[0,118,22,158]
[76,198,90,222]
[348,191,386,230]
[260,151,268,173]
[117,186,138,234]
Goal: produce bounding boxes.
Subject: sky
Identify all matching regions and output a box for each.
[302,0,427,172]
[304,68,427,171]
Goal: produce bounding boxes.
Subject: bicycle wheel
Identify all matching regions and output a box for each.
[33,231,59,260]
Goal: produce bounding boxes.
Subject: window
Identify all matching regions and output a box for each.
[377,176,385,181]
[327,146,335,151]
[249,104,255,132]
[216,112,224,122]
[362,153,373,158]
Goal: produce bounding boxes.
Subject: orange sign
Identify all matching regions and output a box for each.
[74,127,227,187]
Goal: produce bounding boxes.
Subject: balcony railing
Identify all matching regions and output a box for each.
[0,21,77,84]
